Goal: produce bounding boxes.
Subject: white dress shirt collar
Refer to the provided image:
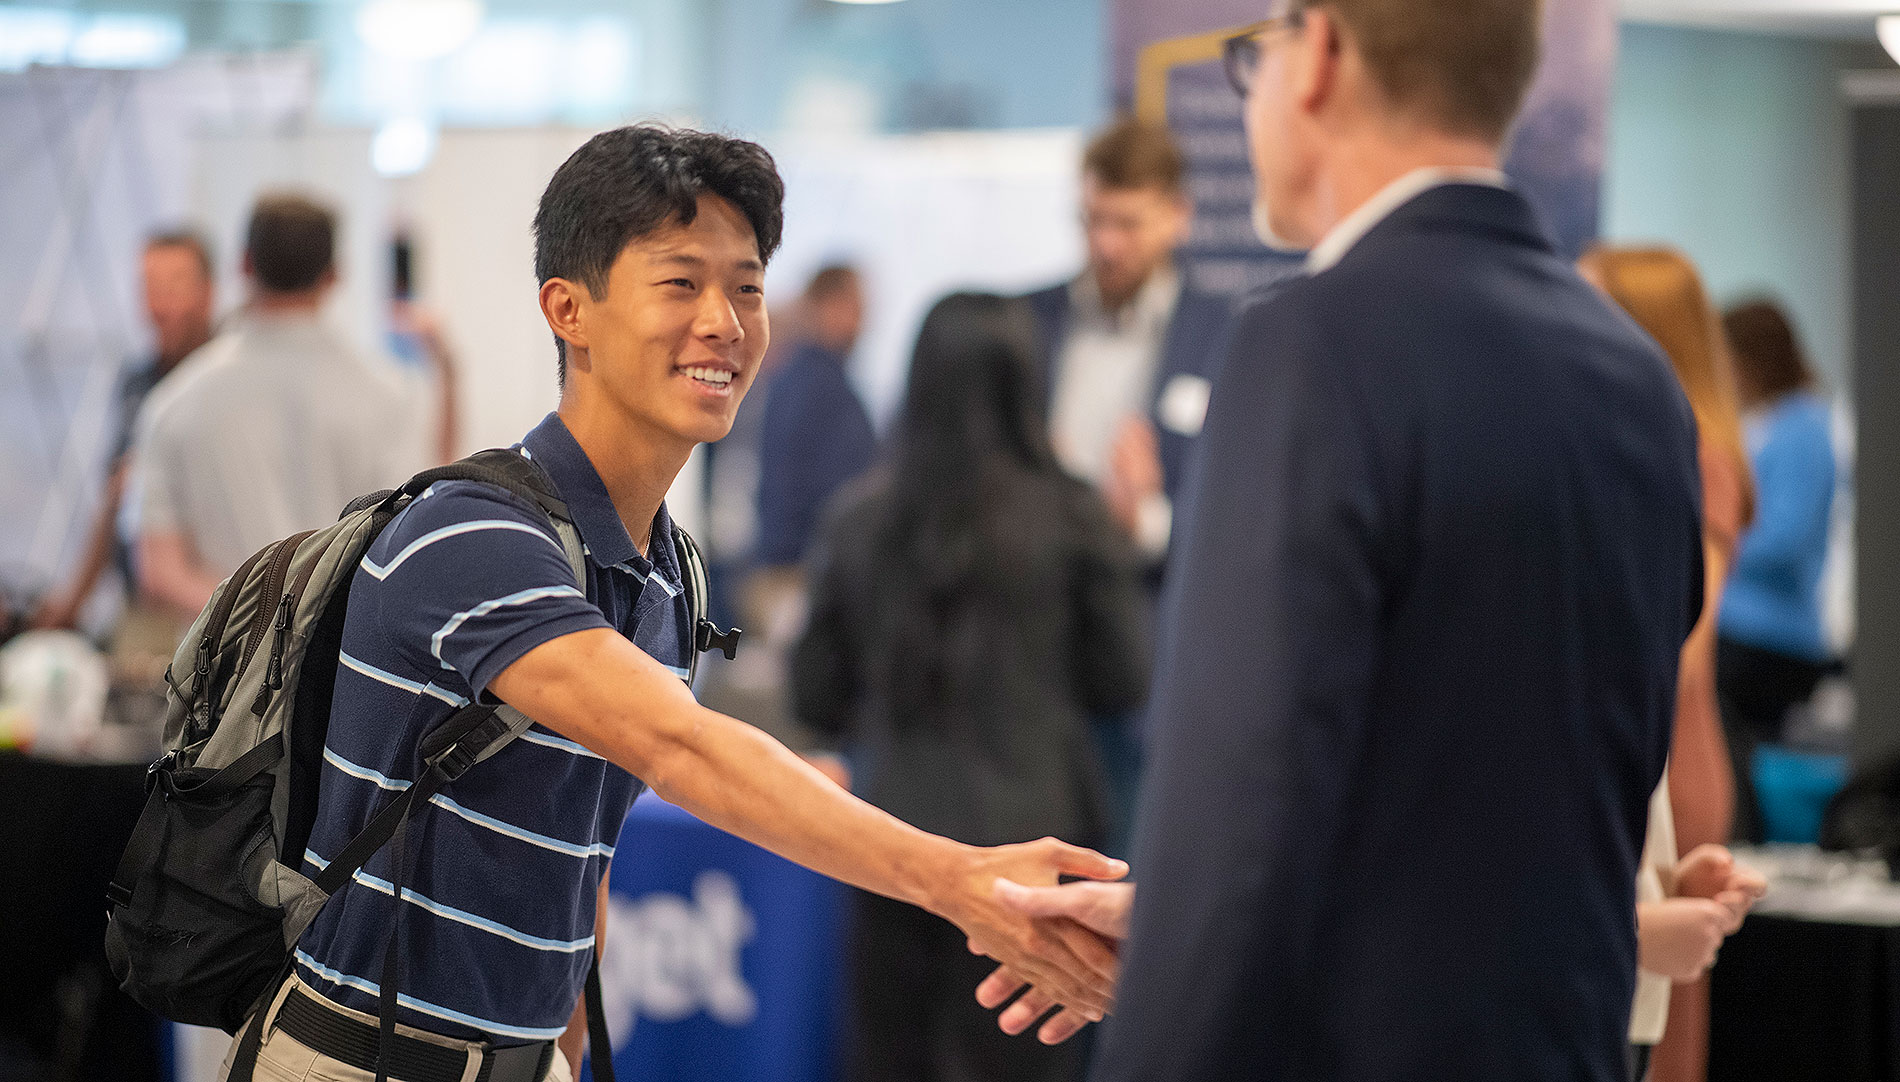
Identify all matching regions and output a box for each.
[1070,262,1181,334]
[1304,166,1509,275]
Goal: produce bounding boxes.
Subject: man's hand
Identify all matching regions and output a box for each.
[972,879,1137,1044]
[1638,897,1731,982]
[940,842,1127,1023]
[1673,844,1766,930]
[1102,417,1163,538]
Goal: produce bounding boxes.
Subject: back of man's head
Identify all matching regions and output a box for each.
[1297,0,1542,143]
[803,263,863,355]
[246,194,336,295]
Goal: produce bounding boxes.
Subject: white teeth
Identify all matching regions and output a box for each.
[683,366,733,386]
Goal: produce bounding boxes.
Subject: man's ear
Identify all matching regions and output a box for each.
[1291,7,1343,122]
[540,277,589,367]
[1167,190,1194,245]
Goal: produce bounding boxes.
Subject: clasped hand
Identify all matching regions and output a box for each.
[940,840,1128,1025]
[969,879,1136,1045]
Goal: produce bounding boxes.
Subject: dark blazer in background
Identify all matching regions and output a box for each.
[754,341,879,568]
[1023,279,1234,505]
[1095,184,1706,1082]
[791,467,1150,849]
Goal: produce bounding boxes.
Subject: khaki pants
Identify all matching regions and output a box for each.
[218,976,574,1082]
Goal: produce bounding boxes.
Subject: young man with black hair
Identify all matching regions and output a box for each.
[223,126,1123,1082]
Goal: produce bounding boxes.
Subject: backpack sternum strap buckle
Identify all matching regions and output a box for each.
[418,705,514,782]
[431,740,483,783]
[696,620,742,661]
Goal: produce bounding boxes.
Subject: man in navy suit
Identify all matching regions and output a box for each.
[977,2,1705,1079]
[1024,118,1234,564]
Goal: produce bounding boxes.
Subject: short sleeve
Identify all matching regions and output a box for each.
[370,482,611,700]
[125,392,186,537]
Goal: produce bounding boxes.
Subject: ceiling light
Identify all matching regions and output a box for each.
[356,0,483,61]
[1880,14,1900,66]
[371,117,436,176]
[69,14,186,68]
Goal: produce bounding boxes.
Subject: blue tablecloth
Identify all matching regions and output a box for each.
[583,790,846,1082]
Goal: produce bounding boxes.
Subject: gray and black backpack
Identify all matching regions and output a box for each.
[103,449,738,1081]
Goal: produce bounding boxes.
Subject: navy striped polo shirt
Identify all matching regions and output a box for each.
[294,412,691,1042]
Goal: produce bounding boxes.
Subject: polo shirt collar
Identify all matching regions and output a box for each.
[518,412,650,572]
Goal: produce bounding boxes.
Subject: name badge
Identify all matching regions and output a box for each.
[1158,374,1212,438]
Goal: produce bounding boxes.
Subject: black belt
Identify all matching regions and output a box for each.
[275,986,555,1082]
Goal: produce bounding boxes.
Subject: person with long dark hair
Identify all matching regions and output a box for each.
[793,292,1150,1082]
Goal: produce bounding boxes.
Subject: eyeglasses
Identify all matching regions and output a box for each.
[1220,10,1305,98]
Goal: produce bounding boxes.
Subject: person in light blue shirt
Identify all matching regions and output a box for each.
[1717,298,1839,842]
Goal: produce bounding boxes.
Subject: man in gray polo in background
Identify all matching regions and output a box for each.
[126,193,454,619]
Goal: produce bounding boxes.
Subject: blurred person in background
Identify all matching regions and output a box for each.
[126,193,454,617]
[740,264,878,757]
[1025,117,1232,563]
[793,292,1149,1082]
[1717,298,1839,842]
[1024,118,1231,854]
[975,1,1707,1078]
[1581,244,1763,1082]
[755,263,877,571]
[30,231,216,631]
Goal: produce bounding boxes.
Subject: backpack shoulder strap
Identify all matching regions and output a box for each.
[671,525,740,688]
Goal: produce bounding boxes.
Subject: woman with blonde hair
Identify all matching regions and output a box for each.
[1579,245,1766,1082]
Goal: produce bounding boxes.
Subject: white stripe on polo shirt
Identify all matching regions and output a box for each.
[303,851,596,954]
[362,519,566,581]
[293,950,569,1042]
[320,748,614,859]
[338,650,470,707]
[430,585,586,668]
[322,747,410,791]
[426,794,616,859]
[515,729,603,760]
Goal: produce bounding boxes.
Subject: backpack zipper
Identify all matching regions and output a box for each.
[236,531,315,688]
[252,540,329,714]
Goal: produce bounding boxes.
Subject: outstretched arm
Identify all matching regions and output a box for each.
[489,628,1125,1018]
[32,464,128,628]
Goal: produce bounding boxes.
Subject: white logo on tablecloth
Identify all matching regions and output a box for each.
[600,870,758,1042]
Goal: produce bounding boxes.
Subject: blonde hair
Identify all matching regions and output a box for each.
[1579,244,1756,526]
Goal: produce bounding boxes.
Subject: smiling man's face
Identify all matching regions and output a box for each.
[571,193,770,448]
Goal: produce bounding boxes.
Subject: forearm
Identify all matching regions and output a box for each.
[136,531,226,614]
[492,629,1123,1019]
[431,351,459,465]
[42,484,121,622]
[498,630,960,911]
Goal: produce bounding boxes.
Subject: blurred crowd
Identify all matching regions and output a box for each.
[0,113,1846,1082]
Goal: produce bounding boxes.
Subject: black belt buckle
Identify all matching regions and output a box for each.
[485,1041,555,1082]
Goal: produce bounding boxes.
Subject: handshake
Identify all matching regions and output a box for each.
[935,837,1138,1046]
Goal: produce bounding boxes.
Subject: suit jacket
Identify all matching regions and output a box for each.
[1024,277,1234,505]
[754,341,879,567]
[1095,184,1705,1082]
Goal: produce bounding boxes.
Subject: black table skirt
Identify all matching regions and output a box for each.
[1711,913,1900,1082]
[0,751,163,1081]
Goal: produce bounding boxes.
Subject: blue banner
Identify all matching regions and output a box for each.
[584,793,846,1082]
